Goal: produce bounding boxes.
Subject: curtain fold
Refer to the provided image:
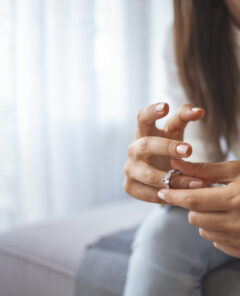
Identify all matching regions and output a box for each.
[0,0,172,229]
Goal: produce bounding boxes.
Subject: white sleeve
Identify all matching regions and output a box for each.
[158,26,222,162]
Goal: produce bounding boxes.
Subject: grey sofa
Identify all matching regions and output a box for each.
[0,200,239,296]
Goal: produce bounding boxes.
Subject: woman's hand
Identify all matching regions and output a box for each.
[123,102,205,204]
[158,158,240,258]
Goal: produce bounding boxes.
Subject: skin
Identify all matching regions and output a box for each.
[124,102,205,204]
[124,102,240,259]
[157,158,240,258]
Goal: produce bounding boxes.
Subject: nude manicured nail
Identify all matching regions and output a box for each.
[157,191,166,200]
[155,102,165,112]
[189,181,203,189]
[176,144,188,155]
[191,107,202,112]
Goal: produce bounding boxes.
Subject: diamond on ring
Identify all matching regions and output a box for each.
[161,169,182,189]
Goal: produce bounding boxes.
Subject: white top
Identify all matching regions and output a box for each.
[160,23,240,163]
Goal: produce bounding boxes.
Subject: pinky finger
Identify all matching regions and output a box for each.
[213,242,240,259]
[124,178,167,205]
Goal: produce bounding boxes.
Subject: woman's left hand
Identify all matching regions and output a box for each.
[157,158,240,258]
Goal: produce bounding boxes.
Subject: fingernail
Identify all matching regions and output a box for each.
[192,107,202,112]
[176,144,188,155]
[155,102,165,112]
[189,180,203,189]
[157,191,166,200]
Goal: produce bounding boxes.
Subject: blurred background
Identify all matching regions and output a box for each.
[0,0,172,230]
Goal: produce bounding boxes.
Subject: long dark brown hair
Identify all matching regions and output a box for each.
[173,0,240,157]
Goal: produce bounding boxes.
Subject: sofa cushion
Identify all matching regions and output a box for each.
[0,200,153,296]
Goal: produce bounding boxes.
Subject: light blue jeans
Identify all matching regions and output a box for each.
[123,205,235,296]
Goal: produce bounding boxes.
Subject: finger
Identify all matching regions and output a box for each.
[164,104,205,138]
[199,228,240,248]
[157,184,236,212]
[129,136,192,160]
[124,161,205,189]
[188,211,231,232]
[123,178,167,204]
[213,243,240,258]
[136,102,169,137]
[171,158,239,184]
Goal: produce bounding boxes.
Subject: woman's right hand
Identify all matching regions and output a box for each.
[123,102,206,204]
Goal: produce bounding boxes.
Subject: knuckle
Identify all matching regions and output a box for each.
[136,137,149,155]
[143,169,156,185]
[183,103,193,110]
[123,177,131,193]
[199,229,216,243]
[123,178,128,192]
[193,162,206,171]
[123,178,146,202]
[161,139,174,154]
[230,197,240,210]
[175,104,192,120]
[123,162,130,176]
[127,143,135,158]
[186,197,200,211]
[227,181,238,193]
[230,182,240,195]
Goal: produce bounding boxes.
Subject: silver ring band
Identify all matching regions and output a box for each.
[161,169,182,189]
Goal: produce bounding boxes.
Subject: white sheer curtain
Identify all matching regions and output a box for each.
[0,0,172,229]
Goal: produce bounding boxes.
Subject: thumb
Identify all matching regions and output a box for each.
[170,158,239,184]
[164,104,205,139]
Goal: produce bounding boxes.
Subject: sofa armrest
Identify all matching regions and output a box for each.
[0,200,154,296]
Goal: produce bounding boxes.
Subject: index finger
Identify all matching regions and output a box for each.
[136,102,169,137]
[157,185,233,212]
[170,158,239,184]
[164,104,205,137]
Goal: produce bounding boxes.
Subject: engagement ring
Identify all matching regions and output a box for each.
[161,169,182,189]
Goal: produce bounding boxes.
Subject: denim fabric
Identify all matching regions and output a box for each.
[123,205,235,296]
